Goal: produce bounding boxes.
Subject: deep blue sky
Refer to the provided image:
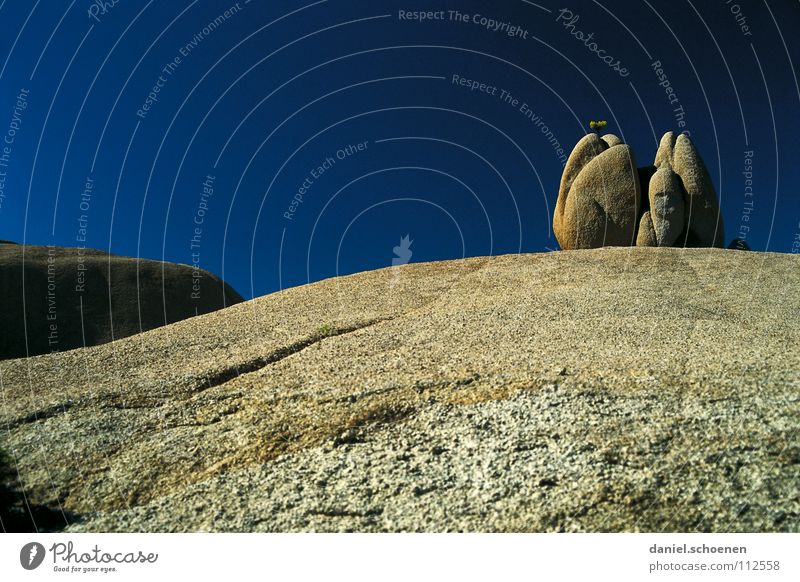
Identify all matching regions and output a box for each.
[0,0,798,299]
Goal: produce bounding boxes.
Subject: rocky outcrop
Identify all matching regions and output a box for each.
[0,248,796,532]
[0,243,242,359]
[554,132,725,249]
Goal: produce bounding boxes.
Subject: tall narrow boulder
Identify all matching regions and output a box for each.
[648,167,685,246]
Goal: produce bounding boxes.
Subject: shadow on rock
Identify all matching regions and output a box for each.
[1,446,80,532]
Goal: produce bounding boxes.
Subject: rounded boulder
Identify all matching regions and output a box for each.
[557,145,641,249]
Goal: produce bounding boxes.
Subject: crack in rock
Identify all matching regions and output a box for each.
[306,507,384,519]
[198,317,393,391]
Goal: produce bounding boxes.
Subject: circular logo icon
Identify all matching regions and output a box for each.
[20,542,46,570]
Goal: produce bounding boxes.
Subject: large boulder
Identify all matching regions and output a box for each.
[0,243,242,359]
[554,138,640,249]
[553,133,607,248]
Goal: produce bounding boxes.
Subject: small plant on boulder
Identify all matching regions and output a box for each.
[589,120,607,133]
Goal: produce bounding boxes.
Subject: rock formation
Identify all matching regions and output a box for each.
[554,132,725,249]
[0,242,242,359]
[0,248,796,532]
